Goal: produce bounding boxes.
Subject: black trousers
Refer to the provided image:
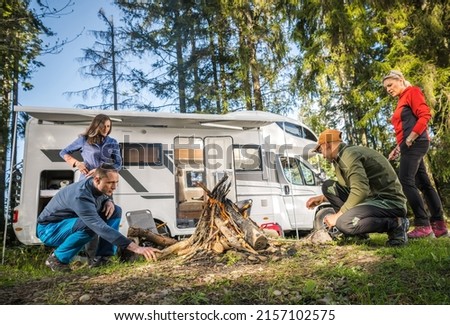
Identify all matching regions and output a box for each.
[322,180,406,235]
[399,140,443,226]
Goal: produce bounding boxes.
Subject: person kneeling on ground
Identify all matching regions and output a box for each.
[306,129,409,246]
[37,163,160,272]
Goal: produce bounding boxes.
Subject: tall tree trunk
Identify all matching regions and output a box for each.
[249,42,263,111]
[239,32,252,111]
[111,18,118,111]
[176,35,187,113]
[218,32,228,113]
[0,79,11,236]
[208,21,221,114]
[190,26,201,112]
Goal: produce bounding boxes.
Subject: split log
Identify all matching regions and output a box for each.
[158,239,192,259]
[127,227,178,247]
[225,202,267,250]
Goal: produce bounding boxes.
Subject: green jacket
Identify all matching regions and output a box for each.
[333,143,407,213]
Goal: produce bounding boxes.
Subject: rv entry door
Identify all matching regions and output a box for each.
[204,136,237,202]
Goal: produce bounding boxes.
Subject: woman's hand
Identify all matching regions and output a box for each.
[388,146,400,161]
[75,161,89,175]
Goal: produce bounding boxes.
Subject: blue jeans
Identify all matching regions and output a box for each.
[399,140,443,226]
[37,205,122,264]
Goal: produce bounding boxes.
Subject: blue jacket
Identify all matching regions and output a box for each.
[37,177,131,249]
[59,135,122,173]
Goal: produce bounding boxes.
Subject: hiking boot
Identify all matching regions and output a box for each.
[407,225,435,239]
[431,221,449,238]
[89,256,112,268]
[45,253,71,272]
[386,217,409,247]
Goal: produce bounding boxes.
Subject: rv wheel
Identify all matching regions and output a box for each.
[155,220,171,237]
[313,207,341,239]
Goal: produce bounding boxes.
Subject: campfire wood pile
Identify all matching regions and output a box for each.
[157,175,269,261]
[124,175,333,263]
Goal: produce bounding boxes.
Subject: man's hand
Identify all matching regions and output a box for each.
[306,195,326,209]
[127,242,161,262]
[102,200,115,219]
[324,211,342,229]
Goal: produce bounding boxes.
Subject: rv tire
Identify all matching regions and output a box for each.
[313,207,341,239]
[155,220,171,237]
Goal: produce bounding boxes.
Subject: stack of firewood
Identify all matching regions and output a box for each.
[123,175,333,263]
[157,175,268,261]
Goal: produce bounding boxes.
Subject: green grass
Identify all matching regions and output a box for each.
[0,234,449,304]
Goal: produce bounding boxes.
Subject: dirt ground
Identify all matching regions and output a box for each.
[0,237,383,305]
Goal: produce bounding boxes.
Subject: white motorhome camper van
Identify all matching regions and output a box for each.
[12,106,333,245]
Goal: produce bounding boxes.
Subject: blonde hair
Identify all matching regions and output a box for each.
[382,70,411,87]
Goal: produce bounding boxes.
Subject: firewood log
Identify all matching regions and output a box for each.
[225,202,268,250]
[127,227,178,247]
[158,239,192,259]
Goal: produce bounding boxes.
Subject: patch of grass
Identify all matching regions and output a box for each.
[0,245,51,285]
[1,234,449,304]
[176,291,210,304]
[219,250,243,266]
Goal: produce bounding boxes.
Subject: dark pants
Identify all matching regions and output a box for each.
[322,180,406,235]
[399,140,443,226]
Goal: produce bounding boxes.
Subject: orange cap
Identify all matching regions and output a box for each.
[313,129,342,152]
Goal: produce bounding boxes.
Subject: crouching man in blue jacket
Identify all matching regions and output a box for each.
[37,163,160,272]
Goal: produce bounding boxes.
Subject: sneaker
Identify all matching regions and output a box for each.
[386,217,409,247]
[45,253,71,272]
[407,225,436,239]
[431,221,449,238]
[89,256,112,268]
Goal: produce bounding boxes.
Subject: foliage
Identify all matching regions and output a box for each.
[116,0,297,114]
[0,0,70,232]
[64,8,142,111]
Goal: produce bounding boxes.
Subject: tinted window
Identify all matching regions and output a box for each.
[233,145,262,171]
[276,122,317,141]
[122,143,162,167]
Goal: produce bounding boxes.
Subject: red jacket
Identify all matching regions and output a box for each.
[391,86,431,144]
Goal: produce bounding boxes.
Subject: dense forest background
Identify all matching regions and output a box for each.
[1,0,450,234]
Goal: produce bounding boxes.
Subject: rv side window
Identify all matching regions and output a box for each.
[302,127,317,141]
[233,145,262,171]
[122,143,162,167]
[276,122,317,141]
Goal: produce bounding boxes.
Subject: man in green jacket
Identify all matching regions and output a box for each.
[306,129,409,246]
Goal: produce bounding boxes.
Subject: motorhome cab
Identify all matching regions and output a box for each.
[12,106,333,244]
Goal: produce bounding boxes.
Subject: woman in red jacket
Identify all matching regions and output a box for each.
[383,70,448,238]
